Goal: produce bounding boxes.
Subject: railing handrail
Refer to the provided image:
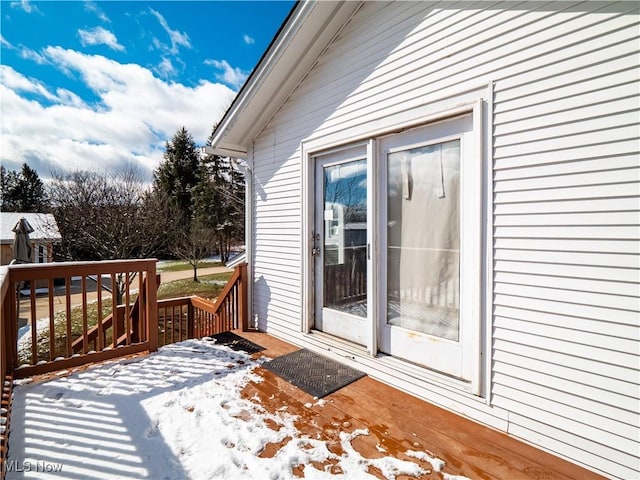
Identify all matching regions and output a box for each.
[212,263,242,304]
[7,259,157,282]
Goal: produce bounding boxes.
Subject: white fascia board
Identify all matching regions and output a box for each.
[211,1,361,151]
[209,1,314,150]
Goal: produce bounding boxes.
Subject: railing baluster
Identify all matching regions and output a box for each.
[135,271,143,343]
[194,308,198,338]
[232,285,237,331]
[29,281,37,364]
[232,286,237,330]
[48,278,55,361]
[110,273,117,349]
[171,304,176,343]
[166,306,171,346]
[229,288,234,331]
[97,274,103,351]
[65,277,72,358]
[82,276,88,354]
[178,304,182,342]
[138,272,146,342]
[125,272,131,346]
[8,280,17,370]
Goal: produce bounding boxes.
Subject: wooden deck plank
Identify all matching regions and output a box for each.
[238,330,607,480]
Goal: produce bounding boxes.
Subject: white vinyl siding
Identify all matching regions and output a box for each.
[251,132,303,331]
[249,2,640,478]
[489,2,639,476]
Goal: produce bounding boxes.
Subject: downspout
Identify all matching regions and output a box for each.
[203,145,253,328]
[230,144,254,329]
[245,142,254,329]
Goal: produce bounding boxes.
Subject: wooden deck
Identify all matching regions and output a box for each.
[237,330,606,480]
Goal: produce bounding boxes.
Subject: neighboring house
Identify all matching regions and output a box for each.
[210,2,639,478]
[0,212,61,265]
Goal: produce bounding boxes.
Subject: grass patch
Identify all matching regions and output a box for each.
[157,260,223,272]
[18,272,233,366]
[157,272,232,300]
[18,298,117,366]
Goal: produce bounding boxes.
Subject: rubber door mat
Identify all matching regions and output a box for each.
[263,348,366,398]
[209,332,266,354]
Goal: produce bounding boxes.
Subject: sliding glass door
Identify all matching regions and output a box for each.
[310,115,479,383]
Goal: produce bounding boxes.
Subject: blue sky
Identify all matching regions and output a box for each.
[0,0,294,180]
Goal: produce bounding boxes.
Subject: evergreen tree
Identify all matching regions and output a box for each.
[0,163,48,212]
[0,166,19,210]
[17,164,48,211]
[149,125,245,267]
[193,153,245,263]
[152,127,202,222]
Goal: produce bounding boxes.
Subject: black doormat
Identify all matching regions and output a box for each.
[209,332,265,354]
[263,349,366,398]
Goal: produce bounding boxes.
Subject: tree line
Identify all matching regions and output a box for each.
[1,127,244,281]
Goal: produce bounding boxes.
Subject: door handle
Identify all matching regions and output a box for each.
[311,247,321,257]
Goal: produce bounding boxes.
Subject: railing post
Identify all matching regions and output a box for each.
[1,273,12,378]
[239,263,249,332]
[7,277,17,372]
[146,262,158,352]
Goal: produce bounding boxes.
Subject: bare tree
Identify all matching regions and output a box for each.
[48,164,166,303]
[170,221,215,282]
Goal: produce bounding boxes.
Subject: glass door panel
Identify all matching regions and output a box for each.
[314,151,368,346]
[323,159,368,318]
[387,140,460,341]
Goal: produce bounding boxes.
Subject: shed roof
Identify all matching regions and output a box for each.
[0,212,61,244]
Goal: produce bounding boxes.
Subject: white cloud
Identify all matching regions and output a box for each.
[84,1,110,23]
[0,66,58,103]
[243,34,255,45]
[149,8,191,55]
[204,59,248,90]
[78,27,125,52]
[155,57,176,78]
[1,35,13,48]
[0,50,235,180]
[19,46,48,64]
[10,0,39,14]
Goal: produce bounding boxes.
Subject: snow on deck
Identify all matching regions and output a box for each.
[7,339,461,479]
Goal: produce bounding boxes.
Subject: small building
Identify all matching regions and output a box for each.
[210,2,639,478]
[0,212,61,265]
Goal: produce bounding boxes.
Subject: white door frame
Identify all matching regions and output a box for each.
[301,99,487,395]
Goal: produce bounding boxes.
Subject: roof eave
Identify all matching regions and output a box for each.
[210,1,361,157]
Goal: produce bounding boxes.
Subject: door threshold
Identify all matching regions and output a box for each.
[305,330,370,359]
[305,330,477,397]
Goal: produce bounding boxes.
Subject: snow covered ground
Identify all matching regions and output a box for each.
[7,339,469,480]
